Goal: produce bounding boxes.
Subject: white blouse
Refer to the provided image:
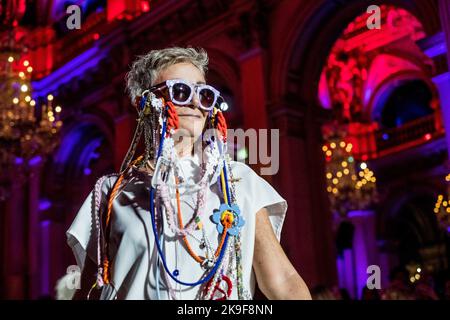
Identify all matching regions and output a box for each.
[67,155,287,300]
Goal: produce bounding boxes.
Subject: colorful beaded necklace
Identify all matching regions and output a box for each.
[149,103,240,286]
[92,94,246,299]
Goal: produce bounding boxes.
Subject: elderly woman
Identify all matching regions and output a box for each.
[67,47,311,300]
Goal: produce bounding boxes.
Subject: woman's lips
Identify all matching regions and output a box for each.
[179,114,201,118]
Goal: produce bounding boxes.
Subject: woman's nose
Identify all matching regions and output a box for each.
[190,92,201,109]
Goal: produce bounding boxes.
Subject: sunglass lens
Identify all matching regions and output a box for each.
[199,88,215,109]
[172,83,191,103]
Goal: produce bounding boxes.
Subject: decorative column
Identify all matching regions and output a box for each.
[2,162,27,299]
[271,102,337,288]
[1,157,45,299]
[230,2,272,178]
[237,47,272,179]
[432,73,450,153]
[27,156,44,299]
[439,0,450,64]
[336,210,379,299]
[238,48,269,130]
[431,1,450,153]
[28,27,55,79]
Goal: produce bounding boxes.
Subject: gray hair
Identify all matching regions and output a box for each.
[126,47,209,105]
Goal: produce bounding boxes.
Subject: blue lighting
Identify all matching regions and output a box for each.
[31,46,108,99]
[41,220,51,227]
[54,124,103,176]
[29,155,42,166]
[348,210,374,218]
[382,133,389,140]
[39,199,52,211]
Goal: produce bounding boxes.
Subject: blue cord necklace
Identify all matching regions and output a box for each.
[149,111,229,287]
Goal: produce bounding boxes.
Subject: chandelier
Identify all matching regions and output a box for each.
[434,174,450,233]
[323,132,378,218]
[0,31,62,175]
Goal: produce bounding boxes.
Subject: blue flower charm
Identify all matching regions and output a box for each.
[211,203,245,236]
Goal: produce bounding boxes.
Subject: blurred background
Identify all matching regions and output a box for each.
[1,0,450,300]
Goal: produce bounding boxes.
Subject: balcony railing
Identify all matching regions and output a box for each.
[375,113,441,152]
[345,110,444,160]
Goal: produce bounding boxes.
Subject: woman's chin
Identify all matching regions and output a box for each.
[177,122,204,136]
[173,127,199,140]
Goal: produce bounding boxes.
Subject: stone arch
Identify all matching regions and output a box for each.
[368,70,438,123]
[381,183,440,227]
[379,185,447,270]
[363,53,429,111]
[53,122,111,179]
[266,0,441,288]
[62,113,115,150]
[272,0,440,107]
[43,113,115,201]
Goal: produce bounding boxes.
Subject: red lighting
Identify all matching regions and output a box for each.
[141,1,150,12]
[362,154,368,161]
[93,33,100,40]
[424,133,432,141]
[107,1,126,22]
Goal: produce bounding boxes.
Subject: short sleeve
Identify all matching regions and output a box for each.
[66,176,116,270]
[231,161,288,241]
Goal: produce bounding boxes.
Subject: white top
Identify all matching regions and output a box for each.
[67,156,287,300]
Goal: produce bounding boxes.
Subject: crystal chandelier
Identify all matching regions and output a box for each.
[323,133,378,218]
[0,31,62,174]
[434,174,450,233]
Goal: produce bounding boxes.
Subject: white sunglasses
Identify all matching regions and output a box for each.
[150,79,220,111]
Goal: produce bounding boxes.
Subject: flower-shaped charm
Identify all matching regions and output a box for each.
[211,203,245,236]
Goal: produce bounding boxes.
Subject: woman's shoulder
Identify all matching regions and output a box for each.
[228,160,253,174]
[227,160,284,202]
[227,160,263,183]
[96,167,152,191]
[92,174,120,194]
